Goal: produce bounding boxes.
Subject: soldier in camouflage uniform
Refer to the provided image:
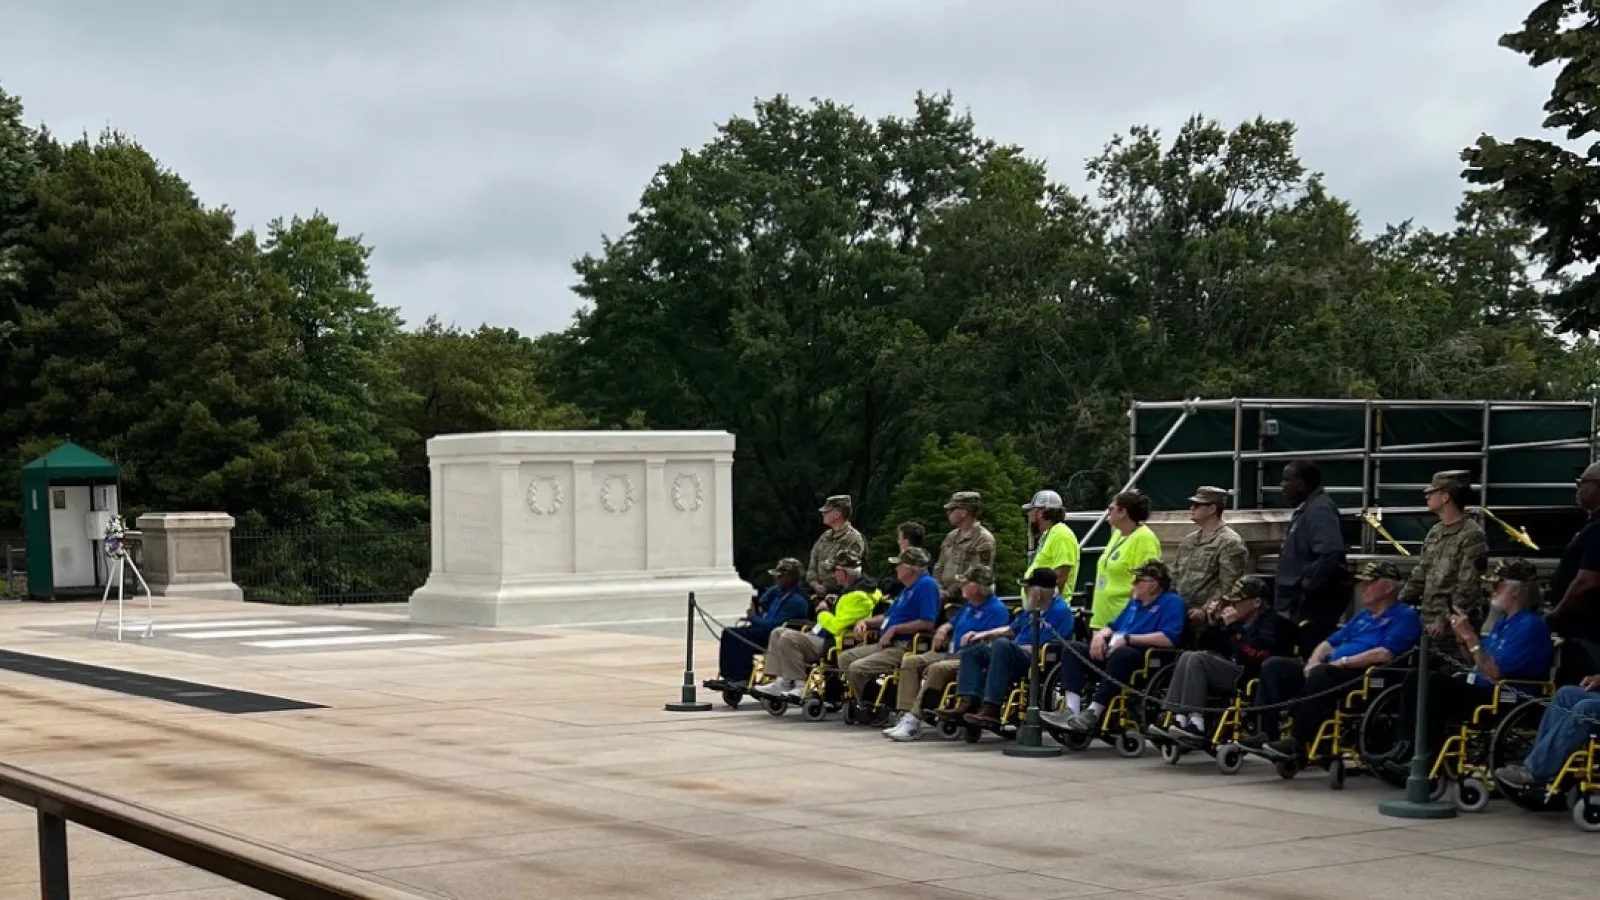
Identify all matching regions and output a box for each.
[1400,470,1491,661]
[1172,486,1251,640]
[807,495,867,598]
[931,491,997,600]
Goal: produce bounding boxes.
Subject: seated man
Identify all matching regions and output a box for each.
[756,551,879,700]
[835,547,940,704]
[883,564,1011,741]
[706,558,811,692]
[1155,574,1296,746]
[1494,673,1600,793]
[1384,558,1554,776]
[1043,560,1186,735]
[1242,560,1422,763]
[940,567,1077,727]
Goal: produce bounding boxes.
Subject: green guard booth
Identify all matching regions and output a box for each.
[21,442,122,601]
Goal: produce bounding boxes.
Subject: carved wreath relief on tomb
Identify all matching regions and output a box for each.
[671,472,705,513]
[599,474,636,514]
[525,475,564,516]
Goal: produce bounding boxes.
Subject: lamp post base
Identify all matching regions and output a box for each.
[1378,797,1456,819]
[1002,741,1064,758]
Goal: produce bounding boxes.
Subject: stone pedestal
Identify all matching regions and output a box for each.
[134,512,243,601]
[408,430,756,627]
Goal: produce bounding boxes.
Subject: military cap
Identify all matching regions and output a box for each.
[818,494,853,515]
[944,491,983,512]
[962,564,995,586]
[1227,575,1271,602]
[830,550,863,570]
[1188,485,1231,506]
[1024,567,1058,589]
[1426,470,1472,492]
[1355,560,1404,581]
[1022,489,1064,511]
[1133,559,1172,588]
[1483,557,1538,584]
[768,558,804,577]
[887,546,932,568]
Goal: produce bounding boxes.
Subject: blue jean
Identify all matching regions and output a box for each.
[956,639,1032,704]
[1525,685,1600,781]
[1058,641,1144,707]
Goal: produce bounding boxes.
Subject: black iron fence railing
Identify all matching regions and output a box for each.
[0,762,434,899]
[232,528,430,606]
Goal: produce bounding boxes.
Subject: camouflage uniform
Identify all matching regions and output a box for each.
[931,491,997,598]
[1400,471,1490,659]
[1172,486,1251,616]
[807,495,867,590]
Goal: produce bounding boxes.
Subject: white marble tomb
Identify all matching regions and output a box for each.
[408,430,756,626]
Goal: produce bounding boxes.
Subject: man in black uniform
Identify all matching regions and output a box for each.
[1273,460,1350,656]
[1548,461,1600,681]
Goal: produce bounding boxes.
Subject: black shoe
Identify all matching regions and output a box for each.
[1172,722,1208,747]
[1239,733,1271,752]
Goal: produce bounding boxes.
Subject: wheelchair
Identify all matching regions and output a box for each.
[925,640,1064,743]
[1245,654,1415,789]
[1043,644,1178,758]
[1490,697,1600,831]
[1147,676,1261,775]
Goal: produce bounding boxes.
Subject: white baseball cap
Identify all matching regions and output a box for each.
[1022,490,1064,511]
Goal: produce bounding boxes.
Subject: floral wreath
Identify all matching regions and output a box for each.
[103,515,128,559]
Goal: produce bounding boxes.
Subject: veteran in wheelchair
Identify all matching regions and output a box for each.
[753,550,879,706]
[1494,672,1600,830]
[881,565,1011,741]
[1041,560,1186,741]
[1240,560,1421,781]
[703,558,811,699]
[936,567,1076,733]
[834,547,941,708]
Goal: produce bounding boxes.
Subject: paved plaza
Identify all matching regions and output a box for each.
[0,598,1595,900]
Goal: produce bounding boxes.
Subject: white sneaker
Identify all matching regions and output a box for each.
[756,678,793,698]
[887,716,922,742]
[883,712,917,737]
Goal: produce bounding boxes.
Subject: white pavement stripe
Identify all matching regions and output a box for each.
[154,620,296,631]
[176,626,369,640]
[243,633,445,649]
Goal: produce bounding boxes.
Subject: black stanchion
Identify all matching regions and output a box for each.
[665,591,713,712]
[1004,606,1063,758]
[1378,630,1455,818]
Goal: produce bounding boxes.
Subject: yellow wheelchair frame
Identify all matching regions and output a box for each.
[1551,738,1600,832]
[1290,659,1412,789]
[1425,676,1554,812]
[1051,646,1177,758]
[1151,676,1262,774]
[927,640,1062,742]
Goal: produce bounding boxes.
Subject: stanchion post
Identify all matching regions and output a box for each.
[1378,630,1455,818]
[665,591,713,712]
[1004,606,1063,758]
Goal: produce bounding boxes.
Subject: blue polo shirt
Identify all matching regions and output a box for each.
[1108,590,1186,645]
[884,573,940,634]
[1476,609,1554,682]
[1009,597,1076,647]
[1328,602,1422,662]
[750,585,809,631]
[948,595,1011,654]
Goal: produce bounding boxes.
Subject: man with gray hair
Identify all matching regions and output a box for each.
[837,547,940,703]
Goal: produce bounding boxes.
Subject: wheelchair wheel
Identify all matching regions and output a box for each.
[721,689,743,710]
[1135,664,1177,733]
[1455,776,1490,813]
[1489,701,1565,812]
[1328,759,1346,791]
[1053,725,1093,752]
[763,696,787,716]
[1216,743,1246,775]
[963,725,982,744]
[801,697,827,721]
[1116,728,1146,759]
[1356,683,1406,786]
[1573,793,1600,833]
[937,720,962,740]
[1274,758,1299,780]
[1160,741,1184,765]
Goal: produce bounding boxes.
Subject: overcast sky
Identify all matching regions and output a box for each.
[0,0,1553,338]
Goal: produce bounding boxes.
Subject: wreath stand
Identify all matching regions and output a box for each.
[93,517,155,642]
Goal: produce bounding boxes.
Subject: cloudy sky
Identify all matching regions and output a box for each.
[0,0,1554,338]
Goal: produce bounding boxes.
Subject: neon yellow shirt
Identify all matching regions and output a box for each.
[815,586,878,638]
[1092,524,1161,629]
[1024,522,1081,595]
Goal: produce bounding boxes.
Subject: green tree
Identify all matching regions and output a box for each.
[1461,0,1600,332]
[873,434,1039,589]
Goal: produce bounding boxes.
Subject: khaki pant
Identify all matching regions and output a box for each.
[896,650,961,711]
[764,629,828,682]
[838,643,907,702]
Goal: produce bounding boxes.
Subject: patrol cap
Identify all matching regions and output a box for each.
[945,491,983,512]
[1483,557,1538,584]
[962,564,995,586]
[1426,470,1471,492]
[830,550,862,570]
[1188,486,1230,506]
[1133,559,1172,589]
[1227,575,1270,602]
[818,494,853,515]
[1022,489,1064,511]
[1024,567,1058,589]
[769,557,804,578]
[887,546,932,568]
[1354,560,1404,582]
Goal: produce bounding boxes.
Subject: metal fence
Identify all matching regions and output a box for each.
[231,527,429,606]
